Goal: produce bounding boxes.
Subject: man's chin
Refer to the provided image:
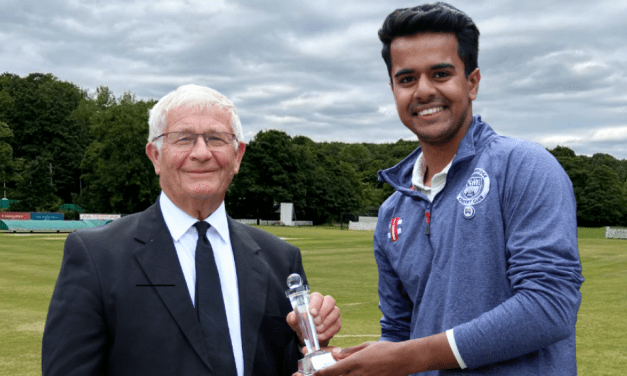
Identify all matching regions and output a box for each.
[184,186,228,201]
[187,191,219,200]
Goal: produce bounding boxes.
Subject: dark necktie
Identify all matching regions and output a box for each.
[194,221,237,375]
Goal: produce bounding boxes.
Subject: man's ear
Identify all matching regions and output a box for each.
[232,142,246,175]
[467,68,481,102]
[146,142,161,175]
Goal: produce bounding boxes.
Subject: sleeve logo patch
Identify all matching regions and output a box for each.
[388,217,402,242]
[457,168,490,206]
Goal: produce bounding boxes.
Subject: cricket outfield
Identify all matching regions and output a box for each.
[0,226,624,375]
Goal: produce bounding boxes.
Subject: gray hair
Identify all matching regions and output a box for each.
[147,84,244,150]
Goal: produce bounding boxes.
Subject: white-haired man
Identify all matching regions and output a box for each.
[42,84,341,376]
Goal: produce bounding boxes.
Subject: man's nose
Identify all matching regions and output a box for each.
[189,135,213,159]
[413,76,436,101]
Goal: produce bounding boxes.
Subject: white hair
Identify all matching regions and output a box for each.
[147,84,244,150]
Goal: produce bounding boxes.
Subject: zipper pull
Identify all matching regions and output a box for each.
[425,211,431,235]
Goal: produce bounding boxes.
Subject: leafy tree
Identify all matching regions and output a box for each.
[0,74,19,124]
[549,145,576,158]
[550,149,589,222]
[4,71,627,224]
[0,73,89,206]
[577,165,625,227]
[622,180,627,226]
[590,153,626,182]
[306,157,362,223]
[0,121,20,201]
[0,122,14,172]
[11,152,61,212]
[78,92,159,214]
[227,130,363,224]
[227,130,310,220]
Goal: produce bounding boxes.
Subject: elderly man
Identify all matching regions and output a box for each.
[42,84,340,376]
[316,3,583,376]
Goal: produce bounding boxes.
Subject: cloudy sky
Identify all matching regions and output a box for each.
[2,0,626,159]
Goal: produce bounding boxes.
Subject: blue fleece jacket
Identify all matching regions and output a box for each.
[374,116,583,375]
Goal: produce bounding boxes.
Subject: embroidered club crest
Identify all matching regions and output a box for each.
[388,217,402,242]
[457,168,490,206]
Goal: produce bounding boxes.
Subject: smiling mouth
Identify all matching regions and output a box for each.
[415,107,444,116]
[187,170,214,174]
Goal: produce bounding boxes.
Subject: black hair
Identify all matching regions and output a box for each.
[378,2,479,79]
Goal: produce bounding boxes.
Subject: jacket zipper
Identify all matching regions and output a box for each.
[425,211,431,235]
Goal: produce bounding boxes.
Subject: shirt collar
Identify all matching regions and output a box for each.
[159,192,230,243]
[411,152,454,191]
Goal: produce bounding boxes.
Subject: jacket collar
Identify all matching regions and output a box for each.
[378,115,498,193]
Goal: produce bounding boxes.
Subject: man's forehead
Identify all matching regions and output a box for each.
[390,31,457,51]
[165,105,232,127]
[390,32,461,71]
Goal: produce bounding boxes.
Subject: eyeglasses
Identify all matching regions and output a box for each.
[153,131,238,149]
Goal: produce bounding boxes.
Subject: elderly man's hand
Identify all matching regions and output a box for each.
[286,292,341,348]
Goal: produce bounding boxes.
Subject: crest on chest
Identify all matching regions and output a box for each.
[457,168,490,219]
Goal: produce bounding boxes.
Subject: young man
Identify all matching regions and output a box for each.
[316,3,583,375]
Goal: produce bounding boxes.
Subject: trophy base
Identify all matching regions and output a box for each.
[298,350,337,375]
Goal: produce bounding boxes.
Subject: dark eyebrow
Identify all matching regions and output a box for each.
[393,68,414,79]
[393,64,456,79]
[431,63,455,70]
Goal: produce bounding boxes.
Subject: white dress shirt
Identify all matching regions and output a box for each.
[411,153,467,369]
[159,192,244,376]
[411,151,453,201]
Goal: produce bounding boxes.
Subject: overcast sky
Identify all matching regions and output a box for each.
[2,0,626,159]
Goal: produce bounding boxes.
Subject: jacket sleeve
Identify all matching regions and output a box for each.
[374,221,412,343]
[42,232,108,375]
[453,145,584,369]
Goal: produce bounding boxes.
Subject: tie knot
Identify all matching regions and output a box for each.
[194,221,210,237]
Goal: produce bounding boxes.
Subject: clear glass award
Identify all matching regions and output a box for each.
[286,273,337,375]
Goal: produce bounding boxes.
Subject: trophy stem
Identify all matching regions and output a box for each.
[296,299,320,353]
[286,273,336,374]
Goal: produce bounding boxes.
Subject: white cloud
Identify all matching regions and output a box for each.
[233,85,295,100]
[280,92,342,110]
[265,115,305,124]
[2,0,627,159]
[592,126,627,141]
[282,20,380,58]
[537,135,585,146]
[377,104,397,118]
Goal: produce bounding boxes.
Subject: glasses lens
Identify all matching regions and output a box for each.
[164,132,235,148]
[205,132,232,146]
[167,132,195,146]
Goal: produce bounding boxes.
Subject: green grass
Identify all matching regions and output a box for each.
[575,237,627,375]
[0,234,67,375]
[1,226,625,375]
[578,226,607,239]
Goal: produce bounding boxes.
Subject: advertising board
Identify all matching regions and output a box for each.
[80,213,121,220]
[0,212,31,220]
[31,212,65,221]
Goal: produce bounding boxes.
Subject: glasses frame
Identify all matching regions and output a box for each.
[152,131,238,149]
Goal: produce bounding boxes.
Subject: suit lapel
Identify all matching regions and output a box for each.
[133,202,213,372]
[228,217,269,376]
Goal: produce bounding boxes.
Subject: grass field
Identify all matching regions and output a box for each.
[0,226,625,375]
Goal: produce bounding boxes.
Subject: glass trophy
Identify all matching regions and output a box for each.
[286,273,337,375]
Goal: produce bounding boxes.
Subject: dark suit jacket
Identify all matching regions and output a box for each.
[42,201,305,376]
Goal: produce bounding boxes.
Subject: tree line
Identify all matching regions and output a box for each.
[1,73,626,226]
